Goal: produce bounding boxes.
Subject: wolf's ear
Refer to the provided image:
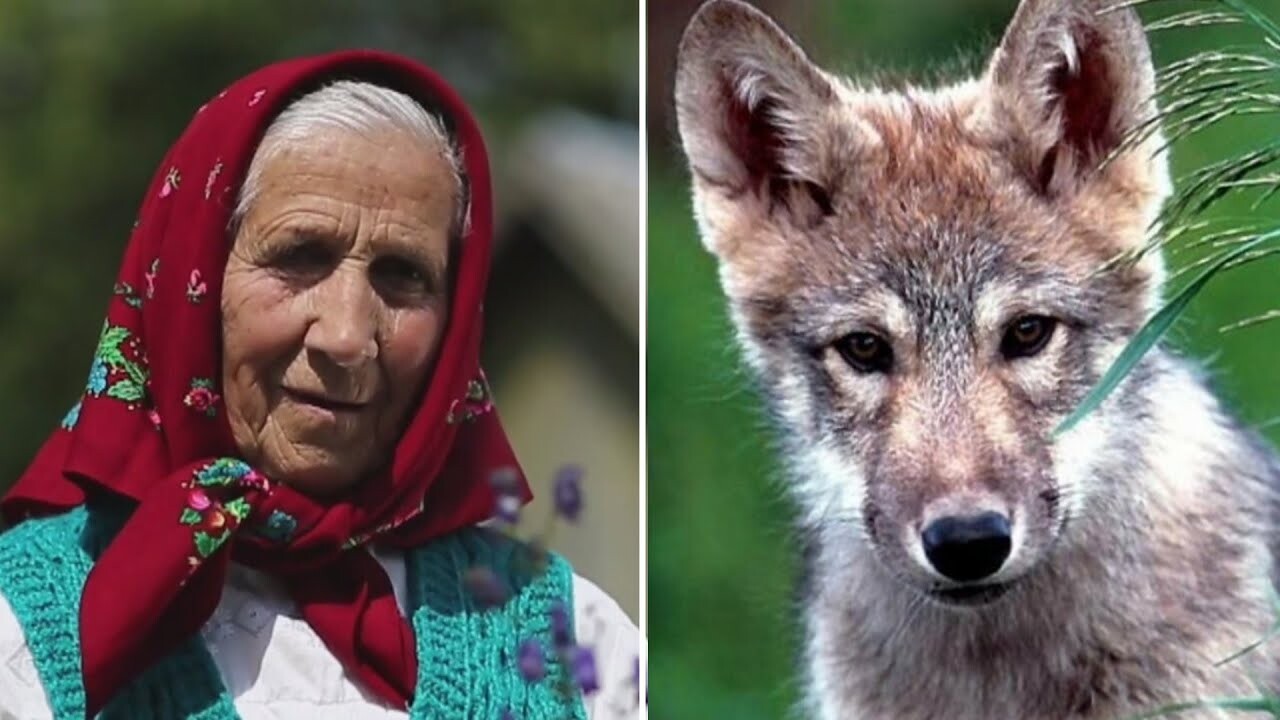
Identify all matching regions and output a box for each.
[986,0,1165,196]
[674,0,845,235]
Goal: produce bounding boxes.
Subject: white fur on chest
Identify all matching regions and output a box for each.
[800,361,1279,720]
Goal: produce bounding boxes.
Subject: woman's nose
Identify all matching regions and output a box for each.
[304,265,379,367]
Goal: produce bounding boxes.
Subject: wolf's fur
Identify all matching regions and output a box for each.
[673,0,1280,717]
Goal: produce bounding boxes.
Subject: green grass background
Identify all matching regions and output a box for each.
[647,1,1280,717]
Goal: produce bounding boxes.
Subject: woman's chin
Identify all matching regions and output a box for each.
[267,455,365,500]
[240,425,382,499]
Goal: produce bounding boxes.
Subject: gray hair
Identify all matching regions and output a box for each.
[231,80,467,240]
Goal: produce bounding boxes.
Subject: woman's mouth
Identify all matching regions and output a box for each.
[283,387,368,413]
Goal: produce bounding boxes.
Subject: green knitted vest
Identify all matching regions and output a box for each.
[0,505,587,720]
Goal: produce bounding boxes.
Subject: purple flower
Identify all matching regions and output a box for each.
[499,711,516,720]
[490,466,520,493]
[463,566,507,609]
[494,494,521,525]
[552,465,583,522]
[632,654,644,706]
[569,645,599,695]
[489,467,522,525]
[517,638,546,682]
[549,602,572,650]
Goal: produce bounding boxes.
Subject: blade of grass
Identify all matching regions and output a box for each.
[1221,309,1280,332]
[1055,228,1280,436]
[1147,10,1241,31]
[1131,696,1280,719]
[1223,0,1280,46]
[1214,622,1280,666]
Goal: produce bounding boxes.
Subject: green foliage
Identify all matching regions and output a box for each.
[1061,0,1280,429]
[648,170,798,718]
[1103,2,1280,713]
[1058,227,1280,435]
[1139,697,1280,717]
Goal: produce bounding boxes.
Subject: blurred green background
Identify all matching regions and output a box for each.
[0,1,639,621]
[647,0,1280,717]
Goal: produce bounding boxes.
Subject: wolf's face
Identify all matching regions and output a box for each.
[675,0,1170,606]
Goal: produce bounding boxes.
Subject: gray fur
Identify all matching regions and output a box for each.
[674,0,1280,717]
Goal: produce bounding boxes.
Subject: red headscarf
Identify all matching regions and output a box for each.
[1,50,530,716]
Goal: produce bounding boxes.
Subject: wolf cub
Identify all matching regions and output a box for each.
[674,0,1280,717]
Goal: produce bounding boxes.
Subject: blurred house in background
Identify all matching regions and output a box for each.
[492,111,639,620]
[0,0,638,618]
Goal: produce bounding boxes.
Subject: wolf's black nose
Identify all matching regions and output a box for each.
[921,512,1011,582]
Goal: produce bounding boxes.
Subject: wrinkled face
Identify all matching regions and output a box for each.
[675,0,1168,606]
[221,126,456,497]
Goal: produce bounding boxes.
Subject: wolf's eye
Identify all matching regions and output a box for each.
[1001,315,1057,359]
[836,332,893,374]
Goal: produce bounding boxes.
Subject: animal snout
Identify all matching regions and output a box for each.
[921,511,1012,582]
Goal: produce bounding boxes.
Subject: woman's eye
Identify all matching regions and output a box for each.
[269,240,333,277]
[836,332,893,374]
[1001,315,1058,360]
[371,256,432,299]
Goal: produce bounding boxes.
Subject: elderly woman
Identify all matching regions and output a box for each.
[0,51,637,719]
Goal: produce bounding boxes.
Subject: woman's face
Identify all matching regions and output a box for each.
[221,125,457,497]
